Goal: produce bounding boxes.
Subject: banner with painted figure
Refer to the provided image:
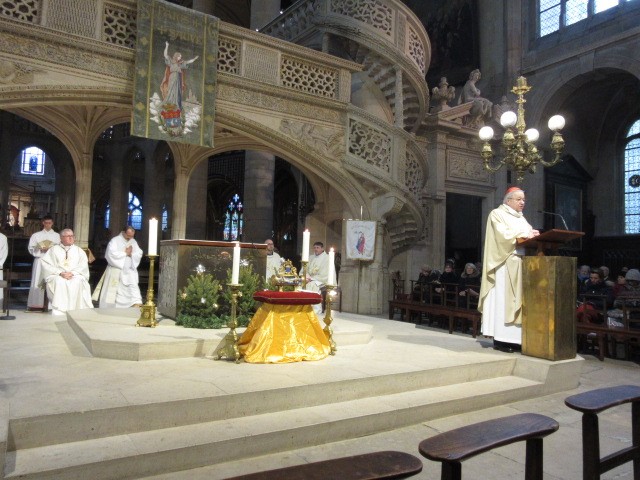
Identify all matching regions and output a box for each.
[345,220,376,261]
[132,0,219,147]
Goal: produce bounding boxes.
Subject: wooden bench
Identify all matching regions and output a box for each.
[389,283,481,337]
[576,295,640,361]
[418,413,559,480]
[222,450,423,480]
[565,385,640,480]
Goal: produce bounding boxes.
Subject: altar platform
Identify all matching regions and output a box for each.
[0,307,591,479]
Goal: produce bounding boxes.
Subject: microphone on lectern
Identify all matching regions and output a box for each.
[538,210,569,230]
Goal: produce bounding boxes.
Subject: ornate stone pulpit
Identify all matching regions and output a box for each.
[157,240,267,319]
[518,229,585,361]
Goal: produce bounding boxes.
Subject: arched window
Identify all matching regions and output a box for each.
[20,146,46,175]
[539,0,637,37]
[624,119,640,234]
[104,192,143,230]
[223,193,243,241]
[161,204,169,231]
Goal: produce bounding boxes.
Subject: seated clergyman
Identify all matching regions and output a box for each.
[40,228,93,315]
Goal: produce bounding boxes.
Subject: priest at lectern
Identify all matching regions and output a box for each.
[478,187,539,352]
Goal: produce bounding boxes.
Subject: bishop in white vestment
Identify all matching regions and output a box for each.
[93,227,143,308]
[40,229,93,315]
[478,187,539,350]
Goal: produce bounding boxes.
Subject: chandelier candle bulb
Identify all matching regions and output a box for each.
[302,229,310,262]
[148,218,158,256]
[479,126,494,141]
[548,115,566,131]
[327,248,335,285]
[232,242,240,284]
[500,111,517,128]
[525,128,540,143]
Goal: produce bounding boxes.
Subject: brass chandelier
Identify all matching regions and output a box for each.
[478,76,566,183]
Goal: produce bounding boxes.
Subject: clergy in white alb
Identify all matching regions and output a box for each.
[40,228,93,315]
[265,239,283,280]
[27,216,60,310]
[93,226,143,308]
[478,187,539,348]
[0,232,7,308]
[303,241,329,315]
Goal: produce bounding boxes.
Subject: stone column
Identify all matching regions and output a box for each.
[192,0,215,14]
[242,151,275,242]
[394,68,404,129]
[242,0,281,243]
[186,159,208,239]
[107,145,129,238]
[141,141,163,249]
[73,154,93,248]
[171,168,189,240]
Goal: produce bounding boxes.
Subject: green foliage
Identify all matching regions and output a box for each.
[218,264,263,327]
[176,273,221,328]
[176,266,263,329]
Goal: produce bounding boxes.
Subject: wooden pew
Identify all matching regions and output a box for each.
[565,385,640,480]
[419,413,559,480]
[223,450,423,480]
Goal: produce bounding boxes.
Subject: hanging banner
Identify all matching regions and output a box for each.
[345,220,376,261]
[132,0,219,147]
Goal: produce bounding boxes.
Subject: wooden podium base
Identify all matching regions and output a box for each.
[522,256,577,361]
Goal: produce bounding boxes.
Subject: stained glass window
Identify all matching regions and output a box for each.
[223,193,243,241]
[624,120,640,234]
[104,192,143,230]
[20,146,45,175]
[162,204,169,231]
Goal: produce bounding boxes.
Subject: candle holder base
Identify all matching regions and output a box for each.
[215,283,243,363]
[301,260,308,289]
[136,254,158,328]
[323,283,337,355]
[137,303,157,328]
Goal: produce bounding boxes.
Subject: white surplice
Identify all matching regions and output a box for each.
[40,244,93,313]
[94,234,143,308]
[27,228,61,309]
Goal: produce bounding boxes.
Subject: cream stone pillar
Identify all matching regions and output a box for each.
[73,154,93,248]
[243,151,275,242]
[241,1,281,243]
[171,168,189,240]
[140,142,163,250]
[186,160,208,239]
[394,68,404,129]
[192,0,214,14]
[339,219,387,314]
[107,146,129,238]
[0,114,13,215]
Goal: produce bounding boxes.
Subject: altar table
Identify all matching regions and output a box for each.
[238,291,330,363]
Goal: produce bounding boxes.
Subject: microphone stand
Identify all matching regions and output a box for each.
[539,210,569,230]
[1,215,16,320]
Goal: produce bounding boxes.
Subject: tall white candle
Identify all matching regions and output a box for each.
[148,218,158,255]
[327,247,335,285]
[231,242,241,284]
[302,229,310,262]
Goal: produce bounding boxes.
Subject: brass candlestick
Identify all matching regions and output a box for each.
[215,283,242,363]
[323,284,337,355]
[137,254,158,327]
[301,260,308,289]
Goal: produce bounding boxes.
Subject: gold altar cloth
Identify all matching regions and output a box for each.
[238,304,330,363]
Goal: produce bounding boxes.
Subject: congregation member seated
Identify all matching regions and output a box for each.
[458,263,481,307]
[412,265,439,301]
[577,264,591,295]
[607,268,640,327]
[434,260,459,303]
[613,270,627,297]
[577,268,614,324]
[599,265,615,288]
[40,228,93,315]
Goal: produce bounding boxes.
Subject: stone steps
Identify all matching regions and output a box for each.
[4,360,547,480]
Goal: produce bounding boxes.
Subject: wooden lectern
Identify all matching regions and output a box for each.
[518,229,585,361]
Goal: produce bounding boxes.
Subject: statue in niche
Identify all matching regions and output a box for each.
[431,77,456,112]
[459,69,493,127]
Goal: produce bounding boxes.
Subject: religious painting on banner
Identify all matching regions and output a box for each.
[132,0,219,147]
[345,220,376,261]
